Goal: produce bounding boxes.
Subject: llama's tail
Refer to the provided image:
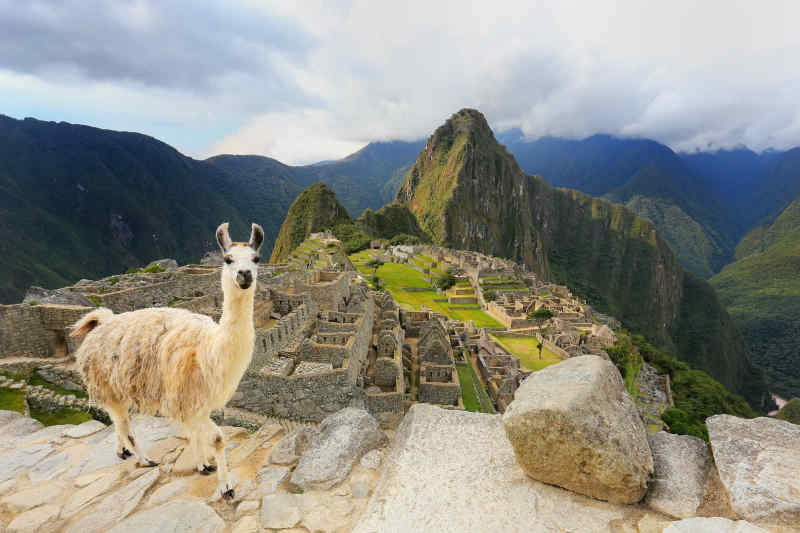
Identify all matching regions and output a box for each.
[70,307,114,337]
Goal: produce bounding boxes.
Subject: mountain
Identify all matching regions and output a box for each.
[681,147,800,239]
[711,196,800,398]
[299,140,426,217]
[0,114,279,303]
[269,182,351,263]
[0,114,421,304]
[496,131,735,278]
[399,109,769,409]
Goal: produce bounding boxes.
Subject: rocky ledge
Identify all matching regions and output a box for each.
[0,409,386,533]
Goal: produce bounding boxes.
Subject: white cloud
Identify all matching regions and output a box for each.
[1,0,799,162]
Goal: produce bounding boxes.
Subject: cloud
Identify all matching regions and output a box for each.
[1,0,799,163]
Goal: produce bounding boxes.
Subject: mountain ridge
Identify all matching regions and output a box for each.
[398,108,769,409]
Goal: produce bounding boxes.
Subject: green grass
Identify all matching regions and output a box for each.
[31,407,92,426]
[351,254,504,327]
[0,387,27,414]
[456,364,481,412]
[0,387,92,426]
[491,335,563,372]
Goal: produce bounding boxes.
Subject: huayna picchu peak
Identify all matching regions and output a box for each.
[397,109,770,410]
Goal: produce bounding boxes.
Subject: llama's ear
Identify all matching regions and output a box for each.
[216,222,232,253]
[249,223,264,252]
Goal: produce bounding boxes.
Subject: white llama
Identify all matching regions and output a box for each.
[70,222,263,500]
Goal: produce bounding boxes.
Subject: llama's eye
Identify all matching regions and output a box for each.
[253,256,260,263]
[224,257,233,265]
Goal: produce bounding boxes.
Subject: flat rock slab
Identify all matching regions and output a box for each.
[502,355,653,504]
[0,418,44,440]
[66,415,178,477]
[291,408,387,490]
[65,468,160,533]
[663,517,770,533]
[354,403,640,533]
[64,420,106,439]
[708,415,800,525]
[645,431,710,518]
[7,503,61,533]
[0,444,54,482]
[107,501,225,533]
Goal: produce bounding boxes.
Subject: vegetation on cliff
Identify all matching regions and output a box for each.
[397,109,769,410]
[269,183,353,262]
[606,332,757,441]
[711,196,800,398]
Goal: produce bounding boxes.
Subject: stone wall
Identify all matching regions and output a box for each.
[251,299,315,370]
[0,304,91,358]
[231,367,355,422]
[419,379,460,406]
[374,357,400,387]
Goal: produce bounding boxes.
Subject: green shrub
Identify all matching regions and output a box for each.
[389,233,421,245]
[661,408,708,441]
[776,398,800,424]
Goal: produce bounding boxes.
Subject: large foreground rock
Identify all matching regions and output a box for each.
[645,431,710,518]
[290,408,387,490]
[502,355,653,504]
[355,403,648,533]
[707,415,800,525]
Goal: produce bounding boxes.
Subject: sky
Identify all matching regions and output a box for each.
[1,0,798,165]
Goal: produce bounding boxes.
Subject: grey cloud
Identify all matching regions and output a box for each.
[0,0,313,93]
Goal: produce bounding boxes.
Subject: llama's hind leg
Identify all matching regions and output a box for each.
[105,401,133,460]
[105,402,157,467]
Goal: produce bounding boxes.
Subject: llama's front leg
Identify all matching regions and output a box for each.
[205,419,235,501]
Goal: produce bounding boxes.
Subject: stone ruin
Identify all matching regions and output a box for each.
[416,319,460,407]
[0,262,407,426]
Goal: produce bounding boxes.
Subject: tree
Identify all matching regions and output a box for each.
[436,268,456,290]
[527,308,553,359]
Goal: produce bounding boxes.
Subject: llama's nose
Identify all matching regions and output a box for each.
[236,270,253,289]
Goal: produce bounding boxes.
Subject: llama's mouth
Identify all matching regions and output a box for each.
[236,271,253,289]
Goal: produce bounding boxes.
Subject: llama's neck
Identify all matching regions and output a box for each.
[215,286,256,392]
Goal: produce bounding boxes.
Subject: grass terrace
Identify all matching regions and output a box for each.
[349,251,504,328]
[490,334,563,372]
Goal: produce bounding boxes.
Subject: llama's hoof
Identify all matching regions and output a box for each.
[200,464,217,475]
[139,459,159,468]
[222,488,234,501]
[118,448,132,460]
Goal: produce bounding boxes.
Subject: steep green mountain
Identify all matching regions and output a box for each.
[269,182,352,263]
[711,197,800,397]
[0,114,277,303]
[497,131,734,278]
[399,109,769,409]
[356,201,429,242]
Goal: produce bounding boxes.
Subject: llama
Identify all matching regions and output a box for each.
[70,222,263,500]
